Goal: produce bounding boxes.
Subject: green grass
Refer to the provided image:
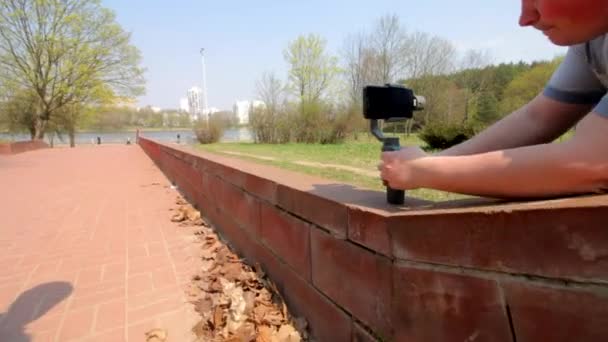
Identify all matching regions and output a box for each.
[196,133,468,202]
[195,128,579,202]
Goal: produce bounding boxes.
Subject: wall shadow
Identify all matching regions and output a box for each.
[309,183,507,213]
[0,282,73,342]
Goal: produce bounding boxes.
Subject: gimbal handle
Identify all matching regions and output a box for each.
[372,120,405,205]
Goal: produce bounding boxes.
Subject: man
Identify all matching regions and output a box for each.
[379,0,608,198]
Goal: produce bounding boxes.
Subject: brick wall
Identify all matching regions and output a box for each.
[139,137,608,342]
[0,140,48,155]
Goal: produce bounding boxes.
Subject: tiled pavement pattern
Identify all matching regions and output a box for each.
[0,145,202,341]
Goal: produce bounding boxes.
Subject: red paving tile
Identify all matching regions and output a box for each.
[0,145,200,341]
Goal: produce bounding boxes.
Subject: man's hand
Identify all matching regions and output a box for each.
[378,146,429,190]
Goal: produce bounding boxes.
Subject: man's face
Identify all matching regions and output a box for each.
[519,0,608,45]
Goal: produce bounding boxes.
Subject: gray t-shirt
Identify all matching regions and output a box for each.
[544,34,608,116]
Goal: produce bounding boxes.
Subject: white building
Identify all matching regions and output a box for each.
[203,107,220,117]
[233,100,265,125]
[187,87,202,121]
[179,98,189,113]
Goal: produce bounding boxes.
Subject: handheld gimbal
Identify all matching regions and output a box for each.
[363,84,425,204]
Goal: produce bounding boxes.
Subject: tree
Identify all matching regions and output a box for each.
[341,14,410,105]
[0,88,37,137]
[474,90,499,127]
[454,49,494,122]
[368,14,410,84]
[405,31,456,79]
[0,0,145,140]
[499,58,561,115]
[283,34,339,104]
[341,32,368,105]
[255,72,285,114]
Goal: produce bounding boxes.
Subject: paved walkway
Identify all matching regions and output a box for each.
[0,145,201,341]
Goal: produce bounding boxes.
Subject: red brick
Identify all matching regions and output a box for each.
[95,299,125,333]
[128,274,154,296]
[128,285,183,310]
[259,203,311,280]
[277,185,348,238]
[209,205,258,263]
[151,267,178,289]
[392,264,512,342]
[200,171,212,196]
[348,207,391,257]
[253,241,352,342]
[206,173,223,203]
[85,328,126,342]
[70,286,125,310]
[244,173,278,204]
[57,307,95,341]
[352,321,379,342]
[311,228,392,338]
[504,281,608,342]
[127,318,158,342]
[219,180,260,236]
[128,296,183,323]
[218,163,248,188]
[391,207,608,281]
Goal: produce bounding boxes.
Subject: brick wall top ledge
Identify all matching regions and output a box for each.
[0,140,49,155]
[142,138,608,282]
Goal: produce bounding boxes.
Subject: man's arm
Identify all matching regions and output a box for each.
[410,112,608,198]
[437,93,592,157]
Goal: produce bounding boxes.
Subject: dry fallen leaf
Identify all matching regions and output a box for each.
[192,320,207,338]
[212,306,225,331]
[276,325,301,342]
[256,326,274,342]
[195,297,213,315]
[234,321,257,342]
[145,328,168,342]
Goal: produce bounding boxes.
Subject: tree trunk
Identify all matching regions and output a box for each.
[34,117,48,140]
[69,130,75,147]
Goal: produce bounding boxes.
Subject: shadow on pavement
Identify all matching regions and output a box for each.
[0,282,73,342]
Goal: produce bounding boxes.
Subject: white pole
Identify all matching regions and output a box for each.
[200,48,209,121]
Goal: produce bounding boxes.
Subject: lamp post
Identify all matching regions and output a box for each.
[199,48,209,122]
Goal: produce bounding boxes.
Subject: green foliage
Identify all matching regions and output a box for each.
[194,117,224,144]
[473,91,500,127]
[290,101,353,144]
[419,120,475,150]
[249,105,292,144]
[499,58,562,115]
[284,34,340,103]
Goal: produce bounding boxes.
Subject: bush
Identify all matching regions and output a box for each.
[249,106,292,143]
[292,101,354,144]
[419,120,475,150]
[193,117,224,144]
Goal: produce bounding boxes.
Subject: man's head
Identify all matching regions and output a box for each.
[519,0,608,46]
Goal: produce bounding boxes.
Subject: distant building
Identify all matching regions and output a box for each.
[150,106,161,113]
[203,107,220,117]
[232,100,265,125]
[179,98,189,113]
[187,87,202,121]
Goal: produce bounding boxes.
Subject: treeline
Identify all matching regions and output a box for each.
[249,14,562,147]
[81,106,192,131]
[80,107,238,132]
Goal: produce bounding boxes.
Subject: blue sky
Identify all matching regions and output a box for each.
[103,0,566,110]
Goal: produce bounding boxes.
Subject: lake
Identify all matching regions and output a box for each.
[0,127,253,145]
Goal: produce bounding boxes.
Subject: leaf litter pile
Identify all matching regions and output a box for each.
[171,196,310,342]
